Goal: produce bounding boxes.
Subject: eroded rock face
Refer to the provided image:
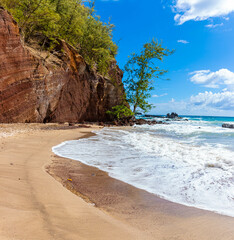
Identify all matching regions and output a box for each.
[0,7,124,123]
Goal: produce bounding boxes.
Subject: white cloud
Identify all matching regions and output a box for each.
[152,93,234,116]
[173,0,234,25]
[190,90,234,110]
[151,68,234,116]
[152,93,168,98]
[177,39,189,44]
[223,16,230,20]
[205,23,224,28]
[190,69,234,89]
[188,69,234,113]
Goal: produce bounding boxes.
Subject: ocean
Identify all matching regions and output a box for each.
[52,116,234,217]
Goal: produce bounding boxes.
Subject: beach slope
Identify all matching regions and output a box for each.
[0,124,146,240]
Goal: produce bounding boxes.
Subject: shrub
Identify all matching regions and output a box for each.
[106,105,133,120]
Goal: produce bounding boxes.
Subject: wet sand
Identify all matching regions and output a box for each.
[0,124,234,240]
[48,133,234,240]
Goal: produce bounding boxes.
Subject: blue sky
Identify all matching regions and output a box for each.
[95,0,234,116]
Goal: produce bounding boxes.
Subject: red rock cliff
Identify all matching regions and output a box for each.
[0,7,124,123]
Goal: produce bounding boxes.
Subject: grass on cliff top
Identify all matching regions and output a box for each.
[0,0,117,75]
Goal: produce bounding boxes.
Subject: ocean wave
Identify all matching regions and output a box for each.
[52,125,234,217]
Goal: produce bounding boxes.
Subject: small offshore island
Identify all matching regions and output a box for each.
[0,1,234,240]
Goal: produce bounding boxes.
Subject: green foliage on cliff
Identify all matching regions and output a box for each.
[106,105,133,120]
[124,39,174,113]
[0,0,117,74]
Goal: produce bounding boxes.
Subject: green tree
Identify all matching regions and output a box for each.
[124,39,174,113]
[1,0,60,41]
[79,14,117,73]
[1,0,117,75]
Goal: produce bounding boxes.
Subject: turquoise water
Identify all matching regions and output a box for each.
[182,115,234,123]
[143,115,234,123]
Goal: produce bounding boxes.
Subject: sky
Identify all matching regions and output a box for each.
[95,0,234,116]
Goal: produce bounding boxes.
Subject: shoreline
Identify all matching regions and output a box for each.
[52,125,234,218]
[48,130,234,240]
[51,130,234,219]
[0,123,233,240]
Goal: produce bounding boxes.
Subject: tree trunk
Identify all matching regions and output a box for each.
[133,104,137,113]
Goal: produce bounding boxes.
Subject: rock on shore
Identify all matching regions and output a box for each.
[222,123,234,129]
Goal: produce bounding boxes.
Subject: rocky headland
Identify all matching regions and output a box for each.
[0,7,125,123]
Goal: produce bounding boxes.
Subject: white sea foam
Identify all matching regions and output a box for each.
[149,119,234,135]
[53,122,234,217]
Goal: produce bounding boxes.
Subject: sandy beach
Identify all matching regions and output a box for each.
[0,124,234,240]
[0,124,146,240]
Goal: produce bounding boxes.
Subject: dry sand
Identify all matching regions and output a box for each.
[0,124,147,240]
[0,124,234,240]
